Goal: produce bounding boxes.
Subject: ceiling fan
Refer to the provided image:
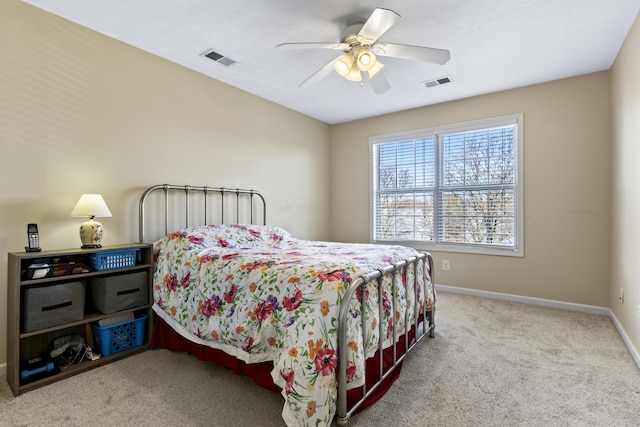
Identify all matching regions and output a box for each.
[276,8,451,94]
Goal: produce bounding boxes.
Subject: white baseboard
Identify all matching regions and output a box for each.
[608,310,640,369]
[0,362,6,378]
[435,284,610,315]
[435,284,640,369]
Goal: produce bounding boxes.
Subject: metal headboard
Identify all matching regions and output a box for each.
[139,184,266,243]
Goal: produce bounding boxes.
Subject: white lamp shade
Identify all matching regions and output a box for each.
[70,194,112,218]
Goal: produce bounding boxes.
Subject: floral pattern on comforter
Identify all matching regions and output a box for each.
[152,224,433,427]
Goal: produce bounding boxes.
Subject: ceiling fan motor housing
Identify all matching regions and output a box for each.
[340,19,368,46]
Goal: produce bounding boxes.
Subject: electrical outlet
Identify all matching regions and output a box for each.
[620,288,624,304]
[637,306,640,324]
[442,260,450,271]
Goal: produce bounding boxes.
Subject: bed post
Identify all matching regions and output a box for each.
[427,253,436,338]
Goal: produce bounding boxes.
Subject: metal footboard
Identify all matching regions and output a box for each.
[335,252,435,425]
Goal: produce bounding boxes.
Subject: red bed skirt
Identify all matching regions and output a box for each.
[151,315,418,415]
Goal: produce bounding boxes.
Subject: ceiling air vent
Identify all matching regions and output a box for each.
[422,75,453,88]
[201,49,236,67]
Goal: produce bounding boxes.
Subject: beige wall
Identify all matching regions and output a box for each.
[0,1,330,365]
[611,14,640,356]
[330,72,612,307]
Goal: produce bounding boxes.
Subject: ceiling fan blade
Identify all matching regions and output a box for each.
[358,8,401,43]
[366,69,391,94]
[298,58,338,88]
[277,42,348,51]
[374,42,451,65]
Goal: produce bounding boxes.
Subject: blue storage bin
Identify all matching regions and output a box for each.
[90,249,140,271]
[91,313,147,356]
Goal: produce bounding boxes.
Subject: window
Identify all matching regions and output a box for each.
[370,114,523,257]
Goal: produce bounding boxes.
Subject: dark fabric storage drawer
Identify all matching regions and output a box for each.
[22,281,85,332]
[91,271,148,314]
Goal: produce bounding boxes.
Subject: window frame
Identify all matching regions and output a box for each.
[369,113,524,257]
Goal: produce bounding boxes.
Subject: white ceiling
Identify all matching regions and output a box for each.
[22,0,640,125]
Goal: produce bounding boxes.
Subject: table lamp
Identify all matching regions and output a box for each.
[70,194,112,248]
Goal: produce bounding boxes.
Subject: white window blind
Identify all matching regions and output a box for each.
[371,114,523,256]
[376,138,436,241]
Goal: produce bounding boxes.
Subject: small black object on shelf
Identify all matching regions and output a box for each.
[26,223,41,252]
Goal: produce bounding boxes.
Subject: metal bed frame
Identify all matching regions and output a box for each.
[139,184,266,242]
[138,184,435,426]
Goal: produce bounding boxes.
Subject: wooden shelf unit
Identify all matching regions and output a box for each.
[7,243,154,396]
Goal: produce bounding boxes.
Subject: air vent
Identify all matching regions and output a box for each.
[201,49,236,67]
[422,75,453,88]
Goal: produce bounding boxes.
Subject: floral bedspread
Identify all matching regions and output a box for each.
[152,224,433,427]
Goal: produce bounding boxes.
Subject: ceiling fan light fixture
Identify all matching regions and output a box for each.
[356,50,376,71]
[345,62,362,81]
[334,54,355,77]
[368,60,384,78]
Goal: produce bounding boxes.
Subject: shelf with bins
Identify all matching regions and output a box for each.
[7,243,154,396]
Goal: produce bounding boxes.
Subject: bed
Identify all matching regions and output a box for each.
[138,184,435,426]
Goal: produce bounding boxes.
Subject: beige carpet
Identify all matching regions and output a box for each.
[1,291,639,426]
